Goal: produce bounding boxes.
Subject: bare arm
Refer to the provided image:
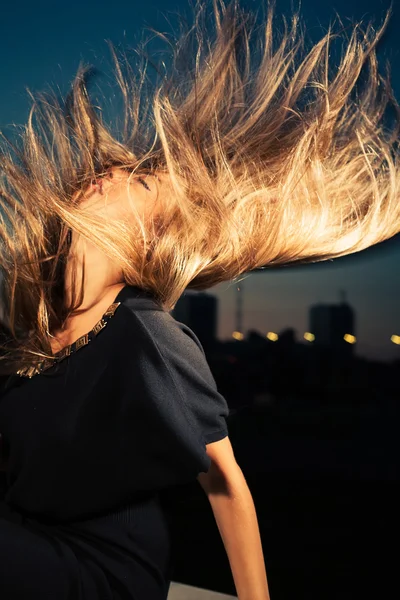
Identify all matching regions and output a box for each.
[197,437,271,600]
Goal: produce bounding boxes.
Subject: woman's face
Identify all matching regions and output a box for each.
[76,167,165,225]
[64,168,170,299]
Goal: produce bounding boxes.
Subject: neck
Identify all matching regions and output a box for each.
[50,281,126,352]
[64,232,125,313]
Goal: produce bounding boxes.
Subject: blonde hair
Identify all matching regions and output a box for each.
[1,0,400,374]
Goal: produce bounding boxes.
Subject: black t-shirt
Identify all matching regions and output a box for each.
[0,284,229,523]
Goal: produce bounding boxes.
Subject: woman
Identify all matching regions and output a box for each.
[0,0,399,598]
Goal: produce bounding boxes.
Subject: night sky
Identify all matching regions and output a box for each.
[1,0,399,362]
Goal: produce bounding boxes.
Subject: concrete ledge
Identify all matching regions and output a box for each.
[168,582,236,599]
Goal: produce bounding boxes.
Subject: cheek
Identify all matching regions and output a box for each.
[125,180,164,223]
[74,172,169,237]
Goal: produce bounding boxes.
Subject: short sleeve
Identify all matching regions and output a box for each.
[155,317,230,446]
[116,304,230,488]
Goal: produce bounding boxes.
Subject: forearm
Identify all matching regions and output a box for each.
[207,468,271,600]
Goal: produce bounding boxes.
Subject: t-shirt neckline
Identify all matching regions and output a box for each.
[15,284,148,379]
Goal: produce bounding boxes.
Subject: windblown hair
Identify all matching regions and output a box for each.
[0,0,400,374]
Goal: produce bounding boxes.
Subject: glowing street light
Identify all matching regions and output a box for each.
[232,331,244,341]
[390,334,400,345]
[344,333,356,344]
[266,332,278,341]
[304,332,315,342]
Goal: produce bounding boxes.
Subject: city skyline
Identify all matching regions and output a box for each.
[181,281,400,362]
[210,239,399,362]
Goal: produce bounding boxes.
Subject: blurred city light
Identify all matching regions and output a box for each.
[232,331,244,340]
[343,333,356,344]
[304,332,315,342]
[390,334,400,345]
[266,332,278,341]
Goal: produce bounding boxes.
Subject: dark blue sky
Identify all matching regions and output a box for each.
[1,0,399,361]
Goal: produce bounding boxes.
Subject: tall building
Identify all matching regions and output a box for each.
[172,290,218,350]
[308,291,356,355]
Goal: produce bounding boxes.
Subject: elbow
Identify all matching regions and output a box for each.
[197,457,245,497]
[196,435,245,496]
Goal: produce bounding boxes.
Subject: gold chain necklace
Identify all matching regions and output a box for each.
[16,301,121,379]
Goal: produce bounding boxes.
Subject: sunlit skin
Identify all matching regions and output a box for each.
[49,168,166,353]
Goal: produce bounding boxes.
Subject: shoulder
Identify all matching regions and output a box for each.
[114,296,217,395]
[117,292,204,352]
[108,285,216,388]
[111,290,230,449]
[117,299,206,360]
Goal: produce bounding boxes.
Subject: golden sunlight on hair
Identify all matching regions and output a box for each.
[0,0,400,373]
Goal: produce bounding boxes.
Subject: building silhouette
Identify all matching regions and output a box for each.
[308,290,356,355]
